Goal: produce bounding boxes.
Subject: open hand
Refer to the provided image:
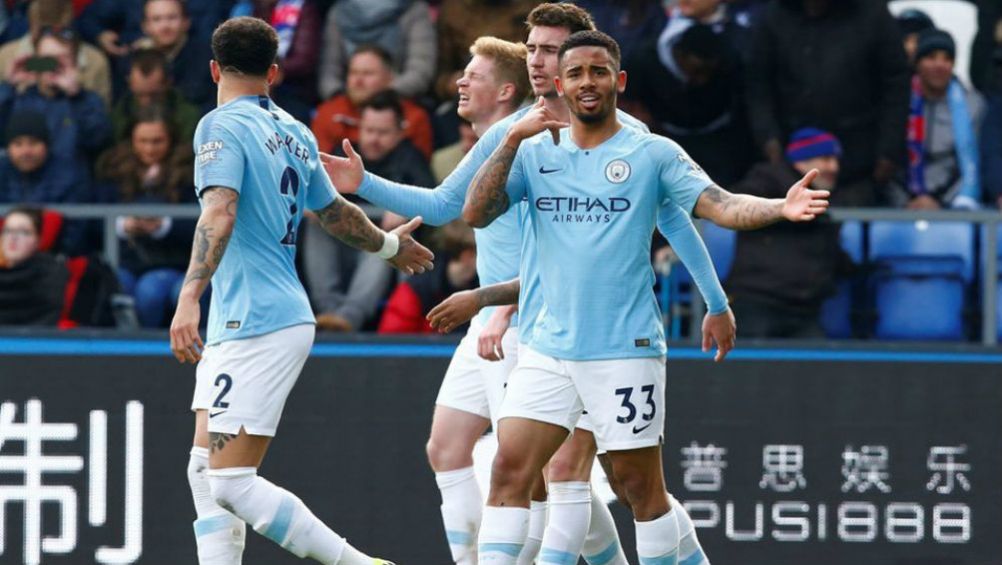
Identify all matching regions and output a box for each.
[169,298,203,364]
[320,139,365,194]
[510,96,569,145]
[427,290,480,334]
[386,216,434,275]
[702,309,736,362]
[782,169,830,222]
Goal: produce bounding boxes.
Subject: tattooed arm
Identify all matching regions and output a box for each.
[461,138,518,228]
[694,169,829,230]
[426,278,521,334]
[170,187,237,363]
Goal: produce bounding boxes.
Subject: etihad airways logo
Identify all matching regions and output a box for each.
[535,196,631,223]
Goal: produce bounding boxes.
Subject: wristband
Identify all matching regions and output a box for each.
[377,232,400,259]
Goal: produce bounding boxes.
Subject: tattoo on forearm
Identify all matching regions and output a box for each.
[465,144,516,226]
[182,188,237,288]
[700,185,782,230]
[316,197,383,253]
[209,432,236,453]
[477,279,520,307]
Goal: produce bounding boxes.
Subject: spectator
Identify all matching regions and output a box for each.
[628,23,755,185]
[307,91,435,332]
[725,128,853,338]
[432,119,476,183]
[234,0,322,123]
[77,0,230,58]
[569,0,665,70]
[982,50,1002,209]
[970,0,1002,94]
[660,0,752,56]
[378,220,477,334]
[0,206,67,326]
[129,0,214,108]
[0,31,110,181]
[312,45,433,158]
[891,29,984,210]
[745,0,910,206]
[0,0,112,106]
[0,111,89,205]
[434,0,538,100]
[895,8,935,66]
[95,106,195,328]
[111,48,199,144]
[319,0,435,100]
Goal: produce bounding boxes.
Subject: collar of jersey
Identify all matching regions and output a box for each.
[560,123,629,154]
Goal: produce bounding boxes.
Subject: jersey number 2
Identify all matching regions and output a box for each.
[280,166,300,245]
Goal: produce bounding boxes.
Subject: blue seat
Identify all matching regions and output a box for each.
[874,274,966,340]
[820,221,864,338]
[869,221,975,281]
[701,222,736,280]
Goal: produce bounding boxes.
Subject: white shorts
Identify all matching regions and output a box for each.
[499,346,667,452]
[436,318,519,426]
[191,323,314,437]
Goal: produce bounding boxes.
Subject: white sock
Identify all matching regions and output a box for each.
[207,467,361,565]
[437,467,483,565]
[582,487,627,565]
[671,496,709,565]
[516,500,547,565]
[538,482,590,565]
[478,506,529,565]
[188,447,245,565]
[635,508,680,565]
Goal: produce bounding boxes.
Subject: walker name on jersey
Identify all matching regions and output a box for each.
[197,141,224,164]
[264,131,311,164]
[535,196,631,224]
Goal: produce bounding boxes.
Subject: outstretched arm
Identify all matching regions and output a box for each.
[462,139,518,228]
[170,187,238,363]
[694,169,828,230]
[427,278,521,333]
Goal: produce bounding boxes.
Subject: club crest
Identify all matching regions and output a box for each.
[605,159,631,184]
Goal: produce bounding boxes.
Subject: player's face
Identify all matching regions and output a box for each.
[916,50,954,93]
[143,0,189,49]
[457,55,501,123]
[794,155,839,191]
[132,121,172,166]
[129,68,168,105]
[678,0,722,19]
[557,47,625,124]
[359,108,404,162]
[526,26,570,98]
[346,53,393,106]
[1,212,39,267]
[7,136,48,174]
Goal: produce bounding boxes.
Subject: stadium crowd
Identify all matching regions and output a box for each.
[0,0,999,338]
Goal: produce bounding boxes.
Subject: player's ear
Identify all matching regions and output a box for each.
[496,82,515,106]
[617,70,627,94]
[554,76,564,97]
[209,60,221,84]
[266,63,279,85]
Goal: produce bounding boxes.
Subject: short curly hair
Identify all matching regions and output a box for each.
[526,3,595,34]
[211,16,278,77]
[558,30,621,70]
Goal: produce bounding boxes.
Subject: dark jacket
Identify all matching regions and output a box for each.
[0,156,91,204]
[360,140,436,189]
[981,93,1002,206]
[0,83,111,166]
[111,88,201,144]
[745,0,909,186]
[0,253,67,326]
[725,162,852,311]
[168,38,216,110]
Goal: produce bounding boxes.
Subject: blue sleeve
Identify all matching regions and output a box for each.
[193,117,245,196]
[648,137,713,215]
[307,161,337,211]
[658,203,729,315]
[356,123,508,226]
[75,0,125,43]
[504,143,528,205]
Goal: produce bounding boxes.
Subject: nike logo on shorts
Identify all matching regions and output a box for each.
[209,410,227,418]
[632,422,653,434]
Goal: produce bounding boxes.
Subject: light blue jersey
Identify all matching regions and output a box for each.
[357,107,646,327]
[194,95,336,345]
[504,125,712,360]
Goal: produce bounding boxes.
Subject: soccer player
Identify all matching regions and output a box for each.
[461,30,828,565]
[169,17,434,565]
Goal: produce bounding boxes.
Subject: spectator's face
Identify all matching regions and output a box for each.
[1,213,40,267]
[678,0,722,20]
[35,36,74,93]
[143,0,189,49]
[129,67,168,105]
[457,55,502,123]
[7,135,48,174]
[794,155,839,191]
[132,121,172,167]
[527,26,570,98]
[358,108,404,161]
[903,33,920,64]
[346,53,393,106]
[917,50,954,94]
[557,46,624,124]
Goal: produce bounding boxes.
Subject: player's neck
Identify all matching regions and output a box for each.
[474,105,516,136]
[569,114,621,149]
[216,76,270,107]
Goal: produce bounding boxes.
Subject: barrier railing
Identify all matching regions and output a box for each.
[1,204,999,345]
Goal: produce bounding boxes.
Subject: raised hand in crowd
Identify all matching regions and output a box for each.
[5,54,36,88]
[98,30,130,57]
